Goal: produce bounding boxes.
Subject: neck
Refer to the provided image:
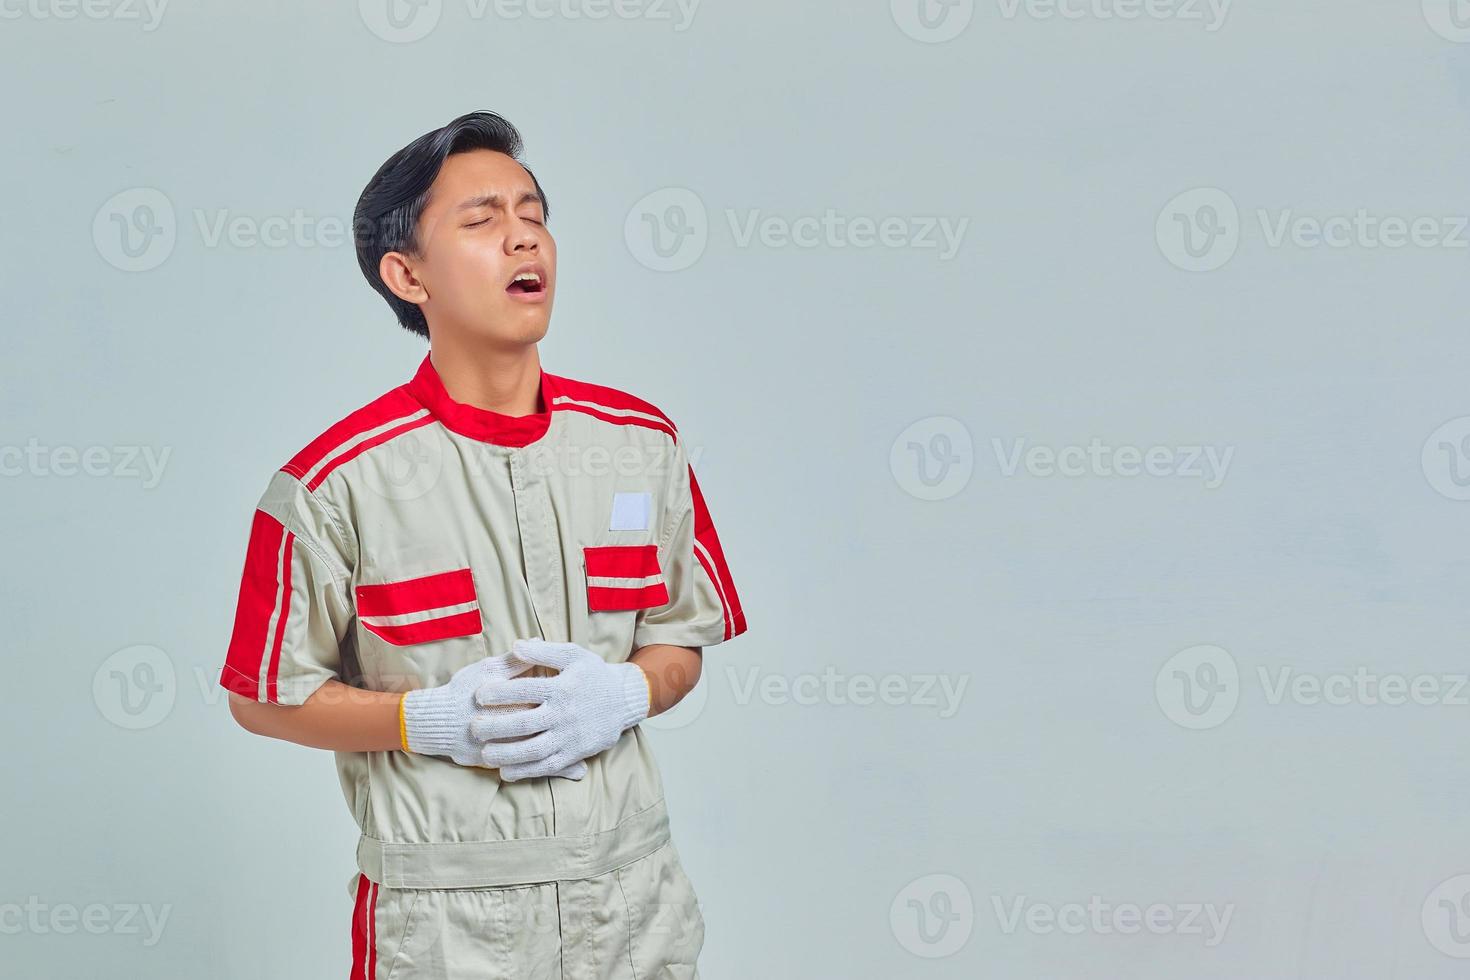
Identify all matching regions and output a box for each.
[427,338,543,416]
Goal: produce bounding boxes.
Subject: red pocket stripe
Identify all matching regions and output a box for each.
[587,582,670,612]
[584,545,661,578]
[356,568,476,617]
[361,608,483,647]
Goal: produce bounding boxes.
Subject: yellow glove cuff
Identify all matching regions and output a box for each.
[639,664,653,716]
[399,692,411,753]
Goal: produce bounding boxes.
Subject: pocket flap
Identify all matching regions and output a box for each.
[356,568,482,646]
[584,545,669,611]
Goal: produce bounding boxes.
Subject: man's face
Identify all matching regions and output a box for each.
[393,148,556,346]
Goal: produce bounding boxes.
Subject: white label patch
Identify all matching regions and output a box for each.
[609,491,651,531]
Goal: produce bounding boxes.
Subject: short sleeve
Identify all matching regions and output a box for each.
[633,432,748,650]
[218,469,356,706]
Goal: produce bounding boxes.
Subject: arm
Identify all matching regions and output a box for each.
[227,681,404,752]
[229,653,571,770]
[221,472,608,773]
[629,643,702,717]
[218,471,414,753]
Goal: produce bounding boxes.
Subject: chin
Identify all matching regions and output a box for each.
[467,307,550,346]
[500,312,551,345]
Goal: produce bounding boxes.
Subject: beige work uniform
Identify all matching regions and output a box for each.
[219,353,748,978]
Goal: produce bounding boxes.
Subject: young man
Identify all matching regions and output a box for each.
[219,111,748,978]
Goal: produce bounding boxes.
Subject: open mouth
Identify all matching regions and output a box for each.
[507,271,546,295]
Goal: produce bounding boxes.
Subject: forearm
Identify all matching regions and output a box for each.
[229,646,699,750]
[228,680,405,752]
[628,644,702,717]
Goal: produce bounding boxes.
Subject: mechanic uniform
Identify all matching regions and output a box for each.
[218,353,748,979]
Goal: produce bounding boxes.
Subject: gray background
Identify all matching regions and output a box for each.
[5,0,1470,976]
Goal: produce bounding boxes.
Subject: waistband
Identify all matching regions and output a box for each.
[355,799,671,889]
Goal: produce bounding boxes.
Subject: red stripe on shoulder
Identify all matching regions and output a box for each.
[547,375,677,431]
[555,402,677,441]
[281,386,422,482]
[305,414,434,492]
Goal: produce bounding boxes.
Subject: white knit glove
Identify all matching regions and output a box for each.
[402,653,588,779]
[469,638,651,781]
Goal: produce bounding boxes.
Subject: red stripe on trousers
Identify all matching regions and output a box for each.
[219,509,287,699]
[355,568,477,617]
[349,874,378,979]
[584,544,661,578]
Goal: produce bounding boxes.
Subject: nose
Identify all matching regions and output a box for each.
[508,219,539,253]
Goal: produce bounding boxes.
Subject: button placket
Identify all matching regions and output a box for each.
[510,448,567,644]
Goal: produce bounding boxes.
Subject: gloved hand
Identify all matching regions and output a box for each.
[469,638,651,781]
[401,653,588,779]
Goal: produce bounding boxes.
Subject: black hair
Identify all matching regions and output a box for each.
[352,111,550,339]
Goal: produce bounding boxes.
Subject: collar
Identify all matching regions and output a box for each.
[404,353,558,447]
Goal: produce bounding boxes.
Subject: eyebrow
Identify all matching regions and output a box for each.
[454,190,543,213]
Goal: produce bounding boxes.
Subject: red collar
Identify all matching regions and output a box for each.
[404,354,558,447]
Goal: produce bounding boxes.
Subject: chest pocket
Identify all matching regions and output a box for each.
[583,545,669,611]
[355,567,483,646]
